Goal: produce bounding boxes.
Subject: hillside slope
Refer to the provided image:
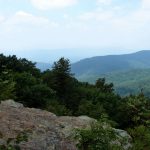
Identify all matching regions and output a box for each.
[78,69,150,96]
[71,50,150,76]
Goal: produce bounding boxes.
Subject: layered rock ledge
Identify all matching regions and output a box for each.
[0,100,131,150]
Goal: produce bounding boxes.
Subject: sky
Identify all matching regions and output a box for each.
[0,0,150,63]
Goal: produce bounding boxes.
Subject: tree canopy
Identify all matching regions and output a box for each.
[0,54,150,149]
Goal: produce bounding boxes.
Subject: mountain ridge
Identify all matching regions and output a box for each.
[36,50,150,77]
[71,50,150,76]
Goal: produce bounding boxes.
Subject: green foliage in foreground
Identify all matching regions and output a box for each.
[128,125,150,150]
[0,131,29,150]
[0,68,15,101]
[75,121,123,150]
[115,95,150,129]
[0,79,15,101]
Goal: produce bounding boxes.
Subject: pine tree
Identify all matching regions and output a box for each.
[51,57,74,105]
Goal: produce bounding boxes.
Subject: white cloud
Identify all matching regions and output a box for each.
[132,10,150,23]
[142,0,150,9]
[74,0,150,48]
[97,0,112,5]
[10,11,50,25]
[130,0,150,23]
[0,11,61,51]
[0,15,5,24]
[0,11,59,35]
[1,0,150,52]
[3,11,59,28]
[63,14,69,19]
[79,0,150,25]
[79,11,113,21]
[30,0,77,10]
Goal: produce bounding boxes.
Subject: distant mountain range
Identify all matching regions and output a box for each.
[36,50,150,96]
[71,50,150,77]
[71,50,150,96]
[37,50,150,74]
[36,62,52,71]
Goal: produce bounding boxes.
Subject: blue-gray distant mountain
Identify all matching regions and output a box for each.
[36,62,51,71]
[71,50,150,77]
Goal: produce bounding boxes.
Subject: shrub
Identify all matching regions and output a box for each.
[75,122,123,150]
[128,125,150,150]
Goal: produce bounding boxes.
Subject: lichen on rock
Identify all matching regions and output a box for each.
[0,100,132,150]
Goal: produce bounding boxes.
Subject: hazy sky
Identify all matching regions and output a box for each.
[0,0,150,62]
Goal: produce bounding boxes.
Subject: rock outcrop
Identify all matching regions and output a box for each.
[0,100,132,150]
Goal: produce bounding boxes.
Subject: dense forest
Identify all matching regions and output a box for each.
[0,54,150,150]
[77,69,150,96]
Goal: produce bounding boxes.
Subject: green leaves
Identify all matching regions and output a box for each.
[95,78,114,93]
[128,125,150,150]
[77,100,105,119]
[75,122,122,150]
[15,72,55,108]
[0,69,16,101]
[0,131,29,150]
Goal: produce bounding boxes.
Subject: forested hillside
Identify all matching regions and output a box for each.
[78,69,150,96]
[72,50,150,76]
[1,54,150,149]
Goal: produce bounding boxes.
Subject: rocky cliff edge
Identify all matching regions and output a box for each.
[0,100,131,150]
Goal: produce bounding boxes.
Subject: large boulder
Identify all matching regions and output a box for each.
[0,100,132,150]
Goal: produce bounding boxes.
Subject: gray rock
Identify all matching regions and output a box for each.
[1,99,23,108]
[114,129,132,150]
[0,100,132,150]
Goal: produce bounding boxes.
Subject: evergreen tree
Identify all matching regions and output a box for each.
[51,58,75,105]
[0,67,15,100]
[95,78,114,93]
